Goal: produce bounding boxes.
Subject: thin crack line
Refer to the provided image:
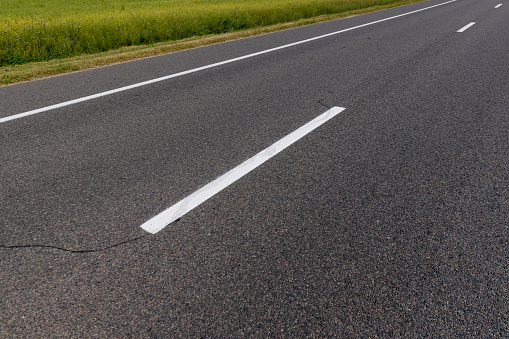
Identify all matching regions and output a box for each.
[318,100,332,109]
[0,235,147,253]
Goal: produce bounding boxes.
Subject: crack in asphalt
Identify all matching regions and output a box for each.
[317,100,332,109]
[0,235,148,253]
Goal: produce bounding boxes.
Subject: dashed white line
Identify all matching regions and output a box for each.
[495,4,502,8]
[457,22,476,32]
[0,0,459,125]
[140,106,345,234]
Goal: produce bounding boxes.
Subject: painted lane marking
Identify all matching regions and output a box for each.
[141,106,345,234]
[0,0,459,125]
[457,22,476,32]
[495,4,502,8]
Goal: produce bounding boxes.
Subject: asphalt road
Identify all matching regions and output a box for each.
[1,0,508,336]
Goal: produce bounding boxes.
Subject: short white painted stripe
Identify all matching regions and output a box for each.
[495,4,502,8]
[457,22,476,32]
[140,106,345,234]
[0,0,459,125]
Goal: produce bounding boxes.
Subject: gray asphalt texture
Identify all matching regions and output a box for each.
[1,0,508,336]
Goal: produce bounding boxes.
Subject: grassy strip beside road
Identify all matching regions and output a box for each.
[1,0,412,66]
[0,0,423,86]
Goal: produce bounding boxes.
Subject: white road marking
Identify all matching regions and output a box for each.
[0,0,459,125]
[140,106,345,234]
[495,4,502,8]
[457,22,476,32]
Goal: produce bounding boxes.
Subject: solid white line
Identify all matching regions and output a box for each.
[0,0,459,125]
[495,4,502,8]
[457,22,476,32]
[140,106,345,234]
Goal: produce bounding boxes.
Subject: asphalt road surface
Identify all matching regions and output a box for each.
[1,0,508,336]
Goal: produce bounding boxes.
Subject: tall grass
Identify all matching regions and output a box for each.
[1,0,401,66]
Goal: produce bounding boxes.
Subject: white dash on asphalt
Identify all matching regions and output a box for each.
[495,4,502,8]
[457,22,476,32]
[1,0,459,125]
[140,106,345,234]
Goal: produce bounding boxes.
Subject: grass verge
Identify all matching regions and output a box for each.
[0,0,423,87]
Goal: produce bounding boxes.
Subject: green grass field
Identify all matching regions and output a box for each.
[1,0,414,67]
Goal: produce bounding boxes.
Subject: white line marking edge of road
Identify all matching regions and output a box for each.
[0,0,459,125]
[457,22,476,32]
[140,106,345,234]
